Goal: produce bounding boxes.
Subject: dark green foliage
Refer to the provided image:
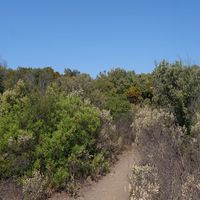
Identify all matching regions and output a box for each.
[92,68,135,122]
[64,68,80,77]
[105,94,131,120]
[1,67,60,92]
[0,66,6,93]
[135,73,153,101]
[36,94,102,187]
[94,68,136,96]
[0,80,118,193]
[153,60,200,132]
[0,80,34,177]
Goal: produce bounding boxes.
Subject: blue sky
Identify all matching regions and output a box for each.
[1,0,200,76]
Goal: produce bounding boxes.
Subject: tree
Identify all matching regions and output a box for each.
[2,67,60,92]
[64,68,80,77]
[0,66,6,93]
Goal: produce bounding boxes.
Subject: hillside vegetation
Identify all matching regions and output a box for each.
[0,60,200,199]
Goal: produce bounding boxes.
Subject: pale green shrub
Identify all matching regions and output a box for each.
[131,107,200,199]
[131,107,185,199]
[22,171,48,200]
[129,165,160,200]
[181,174,200,200]
[97,109,122,158]
[132,106,184,146]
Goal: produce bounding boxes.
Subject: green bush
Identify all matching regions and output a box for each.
[34,94,101,188]
[105,94,131,120]
[153,60,200,133]
[0,81,34,177]
[0,81,121,195]
[129,165,159,200]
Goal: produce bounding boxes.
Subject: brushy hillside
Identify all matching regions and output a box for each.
[1,60,200,199]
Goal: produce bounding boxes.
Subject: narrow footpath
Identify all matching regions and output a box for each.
[50,144,140,200]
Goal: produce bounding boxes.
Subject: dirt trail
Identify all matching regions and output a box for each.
[50,144,140,200]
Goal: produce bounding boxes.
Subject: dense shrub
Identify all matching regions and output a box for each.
[129,165,159,200]
[0,80,34,177]
[1,63,200,198]
[0,81,122,197]
[153,60,200,133]
[96,109,122,159]
[105,94,131,120]
[125,85,142,104]
[35,94,102,188]
[131,107,200,199]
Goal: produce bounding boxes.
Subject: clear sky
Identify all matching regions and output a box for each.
[1,0,200,76]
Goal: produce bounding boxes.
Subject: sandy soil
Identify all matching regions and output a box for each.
[0,180,23,200]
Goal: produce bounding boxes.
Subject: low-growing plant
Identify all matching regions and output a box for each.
[90,153,110,180]
[129,165,160,200]
[22,171,48,200]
